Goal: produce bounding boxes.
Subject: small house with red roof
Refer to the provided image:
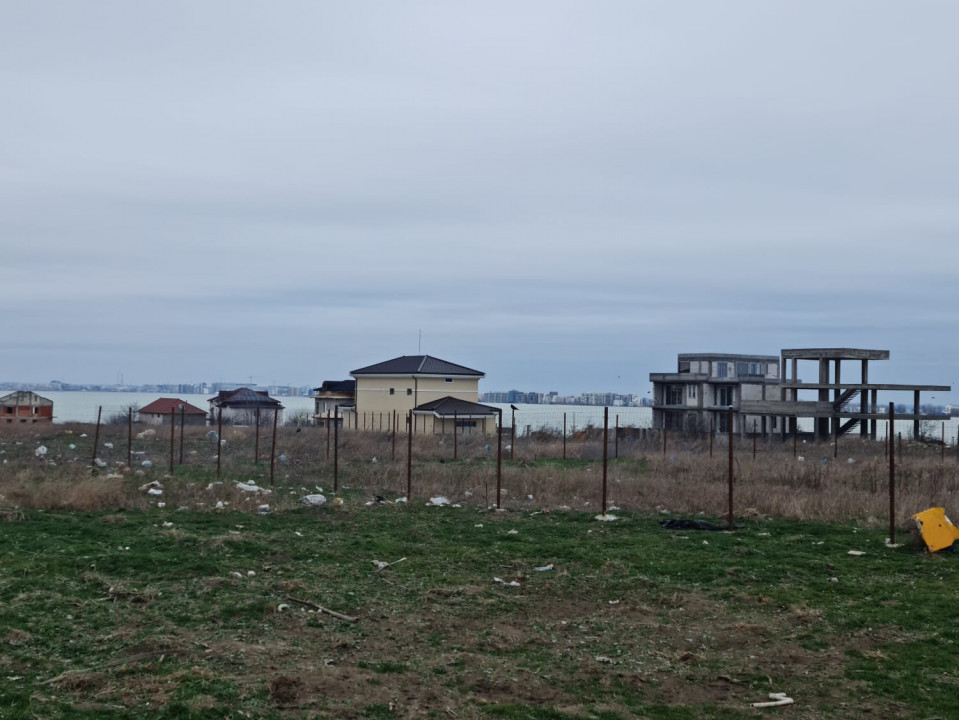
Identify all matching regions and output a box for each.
[138,398,208,426]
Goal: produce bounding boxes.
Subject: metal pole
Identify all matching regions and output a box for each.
[727,406,734,531]
[453,410,458,460]
[563,412,567,459]
[91,406,102,472]
[511,408,515,460]
[406,410,412,501]
[602,407,608,516]
[496,409,503,509]
[752,419,757,461]
[793,427,797,458]
[169,406,175,472]
[392,410,397,461]
[663,423,667,457]
[941,422,945,463]
[326,411,331,460]
[333,404,339,493]
[216,408,222,480]
[127,407,133,468]
[254,407,260,465]
[889,403,896,545]
[709,418,713,459]
[269,407,278,488]
[179,405,185,465]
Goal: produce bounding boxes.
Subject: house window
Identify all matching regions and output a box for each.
[678,361,691,373]
[389,388,395,395]
[717,385,734,407]
[407,388,412,395]
[687,385,697,399]
[716,362,727,378]
[666,386,684,405]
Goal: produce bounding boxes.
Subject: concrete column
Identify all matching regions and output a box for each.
[833,359,842,437]
[818,359,830,439]
[871,389,878,440]
[860,359,869,438]
[914,389,921,440]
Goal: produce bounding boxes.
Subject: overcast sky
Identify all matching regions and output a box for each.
[3,2,958,398]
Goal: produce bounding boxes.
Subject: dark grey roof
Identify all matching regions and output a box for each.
[413,396,497,417]
[210,387,283,408]
[351,355,484,377]
[312,380,356,394]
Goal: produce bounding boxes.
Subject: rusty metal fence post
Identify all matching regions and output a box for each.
[889,403,896,545]
[727,406,734,531]
[91,406,102,472]
[602,407,609,516]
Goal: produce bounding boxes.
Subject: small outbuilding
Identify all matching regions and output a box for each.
[137,398,208,426]
[209,388,283,426]
[1,391,54,424]
[412,396,499,435]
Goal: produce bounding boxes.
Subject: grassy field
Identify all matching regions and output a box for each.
[1,424,957,718]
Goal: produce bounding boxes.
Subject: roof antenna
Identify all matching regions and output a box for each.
[418,329,422,354]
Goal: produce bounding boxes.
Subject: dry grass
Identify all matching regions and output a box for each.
[2,423,958,525]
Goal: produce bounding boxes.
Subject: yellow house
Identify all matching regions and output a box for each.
[343,355,498,434]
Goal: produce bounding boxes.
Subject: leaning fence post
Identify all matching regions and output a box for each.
[496,409,503,509]
[406,410,412,501]
[334,404,340,493]
[563,412,567,460]
[254,407,261,465]
[91,406,102,472]
[453,410,458,460]
[727,406,734,531]
[169,406,176,472]
[269,407,278,488]
[752,419,757,461]
[179,405,185,465]
[615,414,619,459]
[216,409,222,480]
[602,407,609,516]
[392,410,397,461]
[889,403,896,544]
[127,407,133,468]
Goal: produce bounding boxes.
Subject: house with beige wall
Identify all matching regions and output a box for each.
[342,355,498,434]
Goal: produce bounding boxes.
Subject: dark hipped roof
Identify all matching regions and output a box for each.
[413,396,497,417]
[311,380,356,394]
[139,398,207,416]
[210,388,283,408]
[351,355,484,377]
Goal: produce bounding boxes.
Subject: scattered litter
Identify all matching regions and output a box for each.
[68,444,76,450]
[912,507,959,552]
[237,482,267,493]
[847,457,855,464]
[106,473,123,479]
[702,540,709,545]
[847,550,865,556]
[533,564,554,572]
[257,504,270,514]
[34,446,47,458]
[301,494,327,506]
[751,692,794,708]
[332,497,343,506]
[247,570,255,577]
[215,501,225,510]
[595,514,618,522]
[372,560,389,570]
[79,433,87,438]
[608,599,620,605]
[104,442,114,449]
[507,529,519,535]
[277,603,290,612]
[475,523,483,528]
[429,496,451,506]
[229,571,243,579]
[94,458,107,468]
[797,456,804,462]
[136,429,155,440]
[278,454,287,462]
[157,502,166,508]
[757,532,771,537]
[141,460,153,468]
[884,538,902,548]
[139,480,163,492]
[527,494,533,500]
[829,577,838,582]
[161,522,173,528]
[595,656,614,664]
[148,488,163,496]
[395,497,408,503]
[493,577,521,587]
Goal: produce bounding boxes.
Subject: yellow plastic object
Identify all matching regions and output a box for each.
[912,507,959,552]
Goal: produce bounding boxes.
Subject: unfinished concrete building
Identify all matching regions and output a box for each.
[650,353,782,435]
[652,348,950,440]
[739,348,950,441]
